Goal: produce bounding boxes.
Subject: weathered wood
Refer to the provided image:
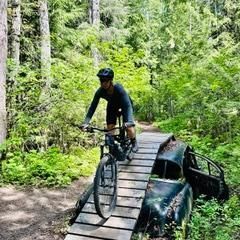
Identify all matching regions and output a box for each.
[137,148,158,154]
[65,132,173,240]
[87,195,143,208]
[65,235,104,240]
[133,153,156,160]
[76,213,136,230]
[118,179,148,189]
[81,202,140,219]
[69,223,132,240]
[116,196,143,208]
[119,165,152,173]
[118,188,145,198]
[138,143,159,149]
[118,172,150,181]
[119,159,155,167]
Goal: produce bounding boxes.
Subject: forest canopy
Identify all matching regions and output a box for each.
[0,1,239,239]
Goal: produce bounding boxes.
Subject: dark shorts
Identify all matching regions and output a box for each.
[106,102,134,125]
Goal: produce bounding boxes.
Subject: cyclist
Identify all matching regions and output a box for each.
[81,67,138,153]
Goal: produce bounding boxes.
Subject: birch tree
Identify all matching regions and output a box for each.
[11,0,21,67]
[89,0,100,25]
[0,0,7,145]
[39,0,51,89]
[89,0,101,66]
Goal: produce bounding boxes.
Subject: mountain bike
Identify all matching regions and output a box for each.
[84,115,134,219]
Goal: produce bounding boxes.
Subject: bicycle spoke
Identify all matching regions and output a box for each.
[94,155,118,218]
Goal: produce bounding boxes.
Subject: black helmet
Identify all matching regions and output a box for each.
[97,68,114,79]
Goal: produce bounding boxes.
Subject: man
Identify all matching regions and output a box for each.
[81,67,138,152]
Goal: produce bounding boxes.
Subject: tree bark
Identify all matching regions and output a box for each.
[11,0,21,67]
[89,0,100,25]
[38,0,51,88]
[89,0,101,66]
[0,0,8,145]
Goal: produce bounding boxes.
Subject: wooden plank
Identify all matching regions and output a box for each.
[118,172,150,181]
[119,159,155,167]
[138,135,173,144]
[137,138,161,144]
[138,133,172,139]
[118,188,145,198]
[65,234,105,240]
[76,213,136,230]
[137,148,158,154]
[133,153,156,160]
[87,195,143,208]
[116,196,143,208]
[81,203,140,219]
[118,179,148,189]
[119,165,152,173]
[138,144,159,149]
[68,223,132,240]
[64,132,176,240]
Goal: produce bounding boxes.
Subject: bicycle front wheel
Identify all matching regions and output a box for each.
[94,154,118,219]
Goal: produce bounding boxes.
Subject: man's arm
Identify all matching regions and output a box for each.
[83,89,101,124]
[116,84,134,124]
[117,84,132,108]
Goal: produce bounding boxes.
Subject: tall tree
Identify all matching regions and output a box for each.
[39,0,51,89]
[89,0,100,25]
[89,0,101,66]
[10,0,21,67]
[0,0,8,145]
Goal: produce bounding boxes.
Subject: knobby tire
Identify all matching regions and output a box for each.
[94,154,118,219]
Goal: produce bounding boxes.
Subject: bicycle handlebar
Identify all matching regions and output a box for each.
[85,126,121,133]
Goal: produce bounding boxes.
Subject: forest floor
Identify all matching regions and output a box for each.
[0,121,158,240]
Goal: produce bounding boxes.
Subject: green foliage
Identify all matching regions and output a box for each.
[182,196,240,240]
[2,2,239,240]
[0,147,99,187]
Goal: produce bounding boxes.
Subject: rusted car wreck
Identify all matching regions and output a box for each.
[135,137,229,238]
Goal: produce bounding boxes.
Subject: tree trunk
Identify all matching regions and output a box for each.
[0,0,8,145]
[11,0,21,67]
[38,0,51,89]
[89,0,101,67]
[89,0,100,25]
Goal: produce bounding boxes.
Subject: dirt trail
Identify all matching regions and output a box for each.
[0,122,159,240]
[0,177,92,240]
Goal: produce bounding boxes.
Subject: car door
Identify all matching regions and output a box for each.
[184,151,229,200]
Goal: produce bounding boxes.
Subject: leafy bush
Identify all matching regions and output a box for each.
[181,196,240,240]
[0,147,99,187]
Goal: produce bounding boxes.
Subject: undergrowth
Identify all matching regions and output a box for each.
[0,147,99,187]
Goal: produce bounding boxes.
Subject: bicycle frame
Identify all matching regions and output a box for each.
[81,116,133,218]
[86,115,130,161]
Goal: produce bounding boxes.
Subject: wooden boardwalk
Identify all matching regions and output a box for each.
[65,132,173,240]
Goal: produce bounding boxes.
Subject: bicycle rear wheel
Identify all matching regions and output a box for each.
[94,154,118,219]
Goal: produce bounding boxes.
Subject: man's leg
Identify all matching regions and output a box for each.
[126,126,138,152]
[107,124,116,135]
[106,102,117,134]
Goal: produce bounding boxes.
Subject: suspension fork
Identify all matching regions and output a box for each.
[100,144,104,158]
[117,115,125,144]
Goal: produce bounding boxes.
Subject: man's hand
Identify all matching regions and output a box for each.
[80,123,89,131]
